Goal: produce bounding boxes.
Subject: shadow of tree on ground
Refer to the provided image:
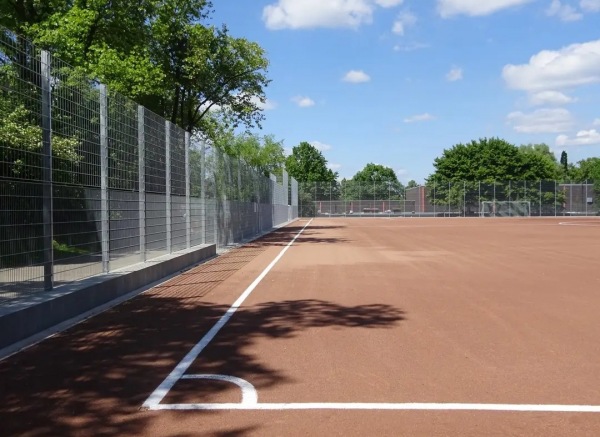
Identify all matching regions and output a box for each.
[0,236,404,436]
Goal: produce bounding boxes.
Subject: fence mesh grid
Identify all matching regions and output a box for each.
[0,28,297,302]
[300,181,598,218]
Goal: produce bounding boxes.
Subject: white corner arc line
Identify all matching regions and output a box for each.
[148,402,600,413]
[180,374,258,404]
[142,219,313,409]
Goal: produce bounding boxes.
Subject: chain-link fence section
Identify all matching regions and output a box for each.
[299,181,598,218]
[0,28,297,302]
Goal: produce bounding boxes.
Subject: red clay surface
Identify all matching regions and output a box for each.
[2,217,600,436]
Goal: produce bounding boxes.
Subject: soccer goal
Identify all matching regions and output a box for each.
[480,201,531,217]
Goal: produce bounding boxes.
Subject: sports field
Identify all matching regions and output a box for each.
[2,217,600,436]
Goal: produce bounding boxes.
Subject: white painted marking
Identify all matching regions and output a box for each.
[142,220,313,409]
[148,402,600,413]
[559,221,600,227]
[181,374,258,404]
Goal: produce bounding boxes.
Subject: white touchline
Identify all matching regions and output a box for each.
[142,219,313,410]
[150,402,600,413]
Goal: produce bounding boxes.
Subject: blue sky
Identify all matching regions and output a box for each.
[210,0,600,183]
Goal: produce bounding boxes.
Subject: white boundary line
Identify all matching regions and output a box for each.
[150,402,600,413]
[559,221,600,226]
[142,219,313,410]
[180,374,258,405]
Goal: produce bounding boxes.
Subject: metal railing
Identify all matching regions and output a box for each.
[300,181,598,218]
[0,28,298,302]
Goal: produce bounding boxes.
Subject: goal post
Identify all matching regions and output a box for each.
[480,201,531,217]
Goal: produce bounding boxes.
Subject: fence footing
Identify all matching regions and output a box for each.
[0,244,216,356]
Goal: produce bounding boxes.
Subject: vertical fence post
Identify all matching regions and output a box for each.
[448,181,451,216]
[200,140,206,244]
[539,180,542,217]
[41,50,53,290]
[165,120,171,253]
[185,131,191,249]
[138,105,146,261]
[433,180,436,216]
[478,181,481,217]
[463,181,466,217]
[554,180,557,217]
[509,180,512,216]
[99,84,109,273]
[585,180,589,216]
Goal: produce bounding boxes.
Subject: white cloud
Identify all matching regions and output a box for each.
[250,96,277,110]
[393,42,430,51]
[507,108,574,133]
[328,163,342,171]
[342,70,371,83]
[263,0,404,30]
[310,141,333,151]
[404,113,436,123]
[392,11,417,35]
[376,0,404,6]
[556,129,600,146]
[529,90,576,106]
[546,0,583,21]
[446,66,463,81]
[580,0,600,12]
[503,40,600,91]
[437,0,534,17]
[291,95,316,107]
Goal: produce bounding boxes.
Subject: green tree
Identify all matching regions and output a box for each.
[427,137,561,213]
[344,163,404,201]
[572,158,600,182]
[3,0,270,135]
[285,142,337,182]
[213,130,285,178]
[406,180,419,189]
[560,151,569,176]
[286,142,337,216]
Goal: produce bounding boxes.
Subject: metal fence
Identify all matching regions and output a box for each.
[0,29,297,301]
[300,181,599,218]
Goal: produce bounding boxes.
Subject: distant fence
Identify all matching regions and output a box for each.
[0,28,298,301]
[299,181,598,217]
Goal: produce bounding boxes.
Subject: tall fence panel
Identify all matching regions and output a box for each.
[0,28,298,303]
[300,181,598,218]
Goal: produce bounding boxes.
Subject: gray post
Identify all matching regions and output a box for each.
[478,181,481,217]
[200,140,206,244]
[41,50,53,290]
[586,180,589,216]
[165,120,171,253]
[463,181,466,217]
[554,180,557,217]
[138,106,146,261]
[99,84,109,273]
[185,132,191,249]
[509,180,512,216]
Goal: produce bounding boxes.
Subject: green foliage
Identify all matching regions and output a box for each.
[560,150,569,175]
[343,163,404,200]
[213,131,285,178]
[285,142,337,183]
[431,138,560,182]
[406,180,419,189]
[3,0,270,135]
[427,138,563,210]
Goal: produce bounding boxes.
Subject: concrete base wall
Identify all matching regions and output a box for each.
[0,244,216,351]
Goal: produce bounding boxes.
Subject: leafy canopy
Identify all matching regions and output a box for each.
[285,142,337,183]
[429,137,560,182]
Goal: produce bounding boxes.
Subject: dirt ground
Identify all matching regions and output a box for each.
[2,217,600,436]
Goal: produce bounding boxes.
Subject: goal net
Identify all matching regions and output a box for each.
[480,201,531,217]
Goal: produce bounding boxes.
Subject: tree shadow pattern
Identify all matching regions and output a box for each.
[0,226,403,437]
